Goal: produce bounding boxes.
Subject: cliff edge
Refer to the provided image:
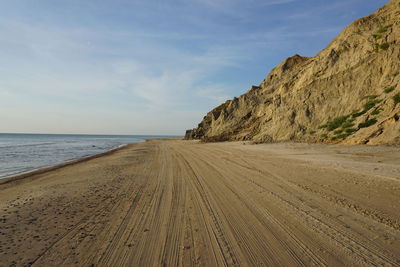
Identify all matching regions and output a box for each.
[185,0,400,145]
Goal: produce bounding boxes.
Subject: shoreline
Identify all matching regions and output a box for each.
[1,138,398,186]
[0,143,134,186]
[0,135,181,184]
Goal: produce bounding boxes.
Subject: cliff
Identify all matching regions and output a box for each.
[185,0,400,145]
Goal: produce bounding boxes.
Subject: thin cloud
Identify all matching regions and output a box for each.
[191,0,297,9]
[196,84,231,103]
[0,0,386,134]
[0,16,240,112]
[261,0,298,6]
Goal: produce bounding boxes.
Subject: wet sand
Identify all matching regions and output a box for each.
[0,139,399,266]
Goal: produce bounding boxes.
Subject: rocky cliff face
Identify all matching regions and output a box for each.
[185,0,400,145]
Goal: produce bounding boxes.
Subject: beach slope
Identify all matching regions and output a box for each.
[1,139,399,266]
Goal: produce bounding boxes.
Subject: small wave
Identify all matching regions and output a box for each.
[0,142,58,149]
[0,167,34,178]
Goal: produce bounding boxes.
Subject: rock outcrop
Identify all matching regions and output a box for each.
[185,0,400,145]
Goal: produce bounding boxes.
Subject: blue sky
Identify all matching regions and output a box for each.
[0,0,387,135]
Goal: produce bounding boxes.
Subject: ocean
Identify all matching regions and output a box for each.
[0,133,171,179]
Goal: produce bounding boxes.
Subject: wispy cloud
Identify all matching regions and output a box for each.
[0,16,244,112]
[191,0,297,9]
[195,84,231,103]
[0,0,386,134]
[260,0,298,6]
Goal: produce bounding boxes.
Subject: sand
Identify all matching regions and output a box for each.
[0,139,399,266]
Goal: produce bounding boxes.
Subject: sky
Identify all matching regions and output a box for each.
[0,0,388,135]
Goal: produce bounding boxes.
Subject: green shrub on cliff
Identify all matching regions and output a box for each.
[379,43,389,50]
[352,110,366,118]
[384,86,395,93]
[341,121,354,129]
[377,25,389,33]
[358,118,377,128]
[393,93,400,104]
[345,128,357,134]
[326,115,349,131]
[333,129,343,135]
[363,99,380,111]
[372,33,382,40]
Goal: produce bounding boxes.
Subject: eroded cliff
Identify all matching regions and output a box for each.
[186,0,400,145]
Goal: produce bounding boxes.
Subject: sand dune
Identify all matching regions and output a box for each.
[0,139,399,266]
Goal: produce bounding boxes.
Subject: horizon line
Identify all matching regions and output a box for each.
[0,132,181,137]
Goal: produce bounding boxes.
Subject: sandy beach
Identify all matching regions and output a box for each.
[1,139,399,266]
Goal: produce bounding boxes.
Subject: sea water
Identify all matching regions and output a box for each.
[0,133,170,178]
